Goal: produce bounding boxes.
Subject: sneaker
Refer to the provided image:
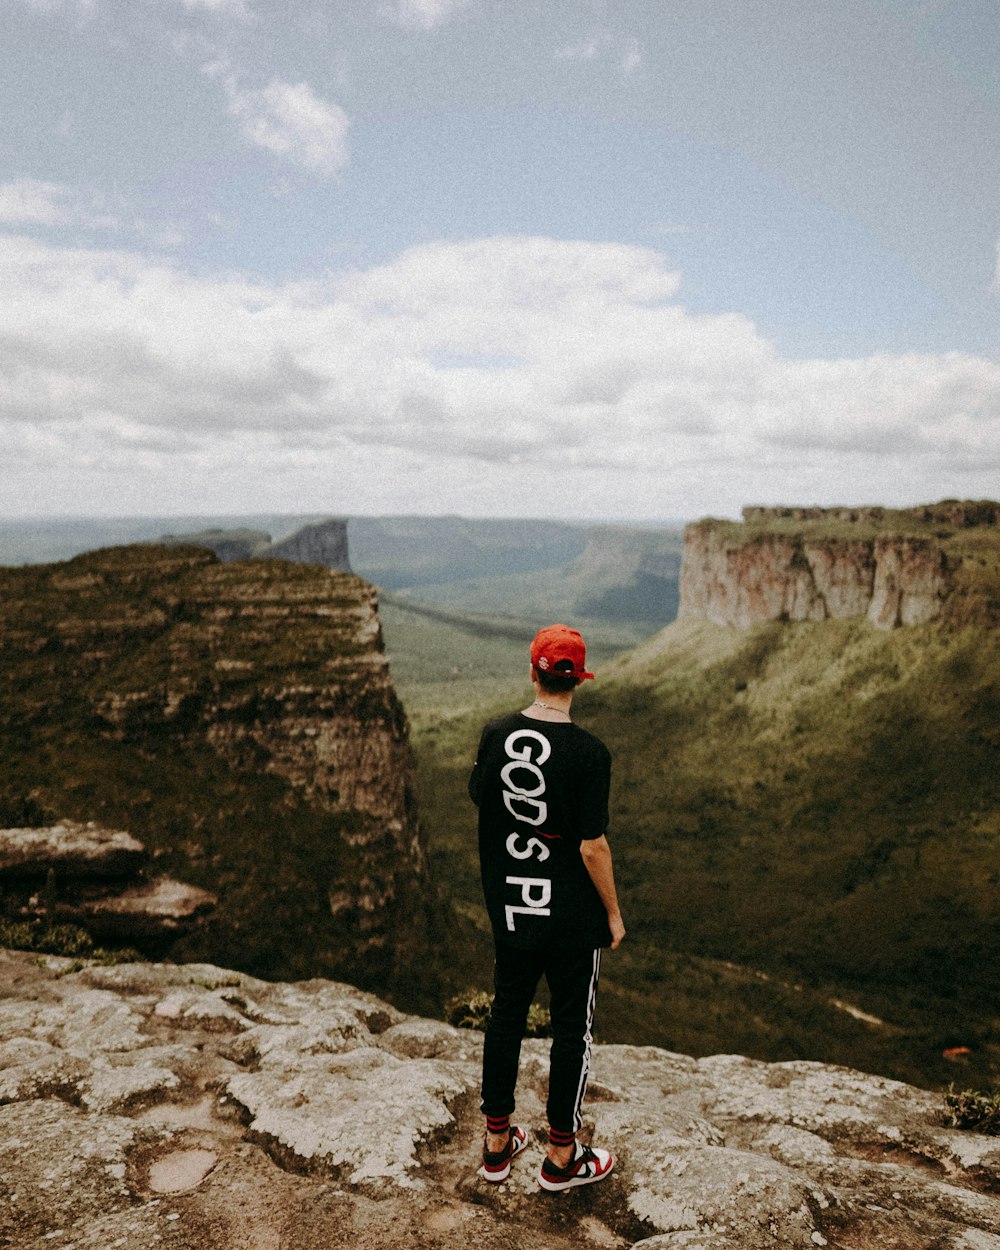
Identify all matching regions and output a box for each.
[538,1141,614,1192]
[480,1125,528,1183]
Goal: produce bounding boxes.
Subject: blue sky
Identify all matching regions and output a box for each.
[1,0,997,520]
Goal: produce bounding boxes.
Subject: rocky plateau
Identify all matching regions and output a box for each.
[0,544,430,985]
[157,518,352,573]
[1,949,998,1250]
[679,501,999,631]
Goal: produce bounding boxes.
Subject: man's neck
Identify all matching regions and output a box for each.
[522,691,574,721]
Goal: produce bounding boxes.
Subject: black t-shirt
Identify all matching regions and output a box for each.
[469,712,613,951]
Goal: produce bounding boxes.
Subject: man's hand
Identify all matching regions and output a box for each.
[608,912,626,950]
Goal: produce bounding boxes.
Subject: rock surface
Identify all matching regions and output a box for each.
[158,518,352,572]
[0,543,428,978]
[157,527,272,562]
[2,949,998,1250]
[676,502,1000,630]
[70,877,219,939]
[266,518,352,573]
[0,821,145,879]
[0,821,216,946]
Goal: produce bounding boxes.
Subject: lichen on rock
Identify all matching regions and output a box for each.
[2,949,998,1250]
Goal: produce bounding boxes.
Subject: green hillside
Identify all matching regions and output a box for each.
[394,524,682,635]
[407,611,1000,1090]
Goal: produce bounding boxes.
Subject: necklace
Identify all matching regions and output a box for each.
[532,699,571,718]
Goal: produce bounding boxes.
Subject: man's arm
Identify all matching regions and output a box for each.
[580,835,626,950]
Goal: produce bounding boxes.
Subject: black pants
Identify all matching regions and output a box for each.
[480,940,601,1138]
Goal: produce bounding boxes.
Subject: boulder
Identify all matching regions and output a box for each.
[65,876,219,939]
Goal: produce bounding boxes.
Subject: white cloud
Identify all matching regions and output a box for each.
[555,38,601,63]
[0,179,118,230]
[10,0,95,12]
[621,37,642,75]
[176,0,250,13]
[555,29,643,75]
[379,0,470,31]
[0,180,72,226]
[1,234,997,518]
[212,71,350,174]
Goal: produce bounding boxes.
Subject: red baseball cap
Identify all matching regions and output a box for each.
[530,624,595,681]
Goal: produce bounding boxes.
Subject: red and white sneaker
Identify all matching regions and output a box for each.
[538,1141,614,1192]
[480,1125,528,1183]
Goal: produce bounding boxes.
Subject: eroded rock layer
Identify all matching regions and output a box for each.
[1,950,998,1250]
[679,500,999,630]
[0,544,428,985]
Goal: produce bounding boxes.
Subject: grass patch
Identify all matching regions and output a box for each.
[445,988,552,1038]
[0,918,140,965]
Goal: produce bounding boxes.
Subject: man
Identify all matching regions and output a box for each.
[468,623,626,1192]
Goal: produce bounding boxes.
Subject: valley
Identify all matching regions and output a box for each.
[2,503,997,1093]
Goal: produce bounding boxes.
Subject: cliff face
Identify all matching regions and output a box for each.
[0,544,428,988]
[3,950,999,1250]
[266,517,352,572]
[679,501,998,630]
[158,517,352,572]
[680,527,950,630]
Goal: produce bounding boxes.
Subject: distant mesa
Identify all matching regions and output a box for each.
[680,499,1000,630]
[573,525,681,623]
[157,527,270,562]
[266,517,351,572]
[742,500,1000,528]
[158,517,352,573]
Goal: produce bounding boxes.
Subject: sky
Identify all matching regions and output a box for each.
[1,0,998,522]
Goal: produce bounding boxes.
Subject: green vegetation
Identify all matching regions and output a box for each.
[445,989,552,1037]
[944,1085,1000,1135]
[0,919,139,965]
[711,501,1000,543]
[404,610,1000,1091]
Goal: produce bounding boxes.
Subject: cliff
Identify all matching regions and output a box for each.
[2,949,998,1250]
[157,517,352,572]
[0,545,431,995]
[266,517,352,572]
[679,500,1000,630]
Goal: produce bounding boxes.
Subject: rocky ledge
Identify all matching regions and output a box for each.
[1,951,998,1250]
[0,822,216,946]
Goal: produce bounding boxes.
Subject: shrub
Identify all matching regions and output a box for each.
[944,1085,1000,1135]
[445,988,552,1037]
[0,918,139,965]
